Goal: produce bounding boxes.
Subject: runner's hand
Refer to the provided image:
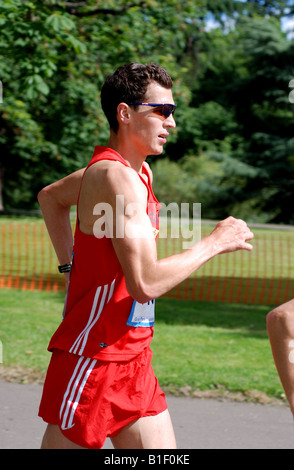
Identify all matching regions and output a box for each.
[209,216,254,255]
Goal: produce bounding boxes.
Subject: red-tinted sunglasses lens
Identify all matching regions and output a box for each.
[155,105,176,118]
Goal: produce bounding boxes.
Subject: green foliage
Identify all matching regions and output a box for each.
[165,14,294,223]
[0,0,196,209]
[151,153,260,220]
[1,1,294,223]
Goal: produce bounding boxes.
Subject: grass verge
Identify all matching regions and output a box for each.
[0,288,285,405]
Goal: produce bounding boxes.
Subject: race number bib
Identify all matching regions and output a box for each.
[126,299,155,327]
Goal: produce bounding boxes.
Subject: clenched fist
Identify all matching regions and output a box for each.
[209,216,254,255]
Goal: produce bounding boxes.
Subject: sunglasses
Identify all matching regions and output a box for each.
[128,102,176,118]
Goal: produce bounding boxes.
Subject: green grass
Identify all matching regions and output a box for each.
[158,222,294,279]
[0,289,62,373]
[0,288,284,402]
[153,299,281,399]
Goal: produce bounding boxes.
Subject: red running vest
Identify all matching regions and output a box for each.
[48,146,161,361]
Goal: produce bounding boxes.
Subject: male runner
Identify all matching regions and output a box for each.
[38,62,254,449]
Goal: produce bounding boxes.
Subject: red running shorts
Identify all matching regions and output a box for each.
[38,347,167,449]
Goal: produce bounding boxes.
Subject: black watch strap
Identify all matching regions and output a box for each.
[58,263,72,273]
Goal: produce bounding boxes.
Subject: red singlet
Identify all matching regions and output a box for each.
[48,146,161,361]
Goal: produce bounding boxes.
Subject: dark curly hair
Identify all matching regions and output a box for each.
[101,63,173,133]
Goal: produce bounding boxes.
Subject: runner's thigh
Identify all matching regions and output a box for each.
[41,424,86,449]
[111,409,177,449]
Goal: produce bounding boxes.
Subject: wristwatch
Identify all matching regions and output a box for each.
[58,263,72,273]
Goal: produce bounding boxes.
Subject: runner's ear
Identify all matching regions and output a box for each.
[117,103,130,126]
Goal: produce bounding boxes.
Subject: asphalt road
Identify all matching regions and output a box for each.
[1,380,294,449]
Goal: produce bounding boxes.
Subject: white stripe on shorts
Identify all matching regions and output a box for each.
[60,356,97,430]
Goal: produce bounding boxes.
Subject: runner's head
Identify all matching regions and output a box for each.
[101,63,173,133]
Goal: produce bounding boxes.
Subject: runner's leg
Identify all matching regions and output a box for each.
[111,409,177,449]
[267,299,294,416]
[41,424,86,449]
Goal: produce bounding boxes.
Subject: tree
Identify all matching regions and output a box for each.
[0,0,202,209]
[235,17,294,222]
[172,15,294,222]
[0,0,102,209]
[1,0,294,222]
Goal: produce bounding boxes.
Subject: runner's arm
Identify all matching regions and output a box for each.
[103,167,254,303]
[37,169,85,278]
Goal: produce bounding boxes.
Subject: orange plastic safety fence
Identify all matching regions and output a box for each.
[0,221,65,293]
[1,220,294,305]
[156,225,294,305]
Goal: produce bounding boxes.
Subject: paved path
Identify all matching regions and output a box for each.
[1,380,294,449]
